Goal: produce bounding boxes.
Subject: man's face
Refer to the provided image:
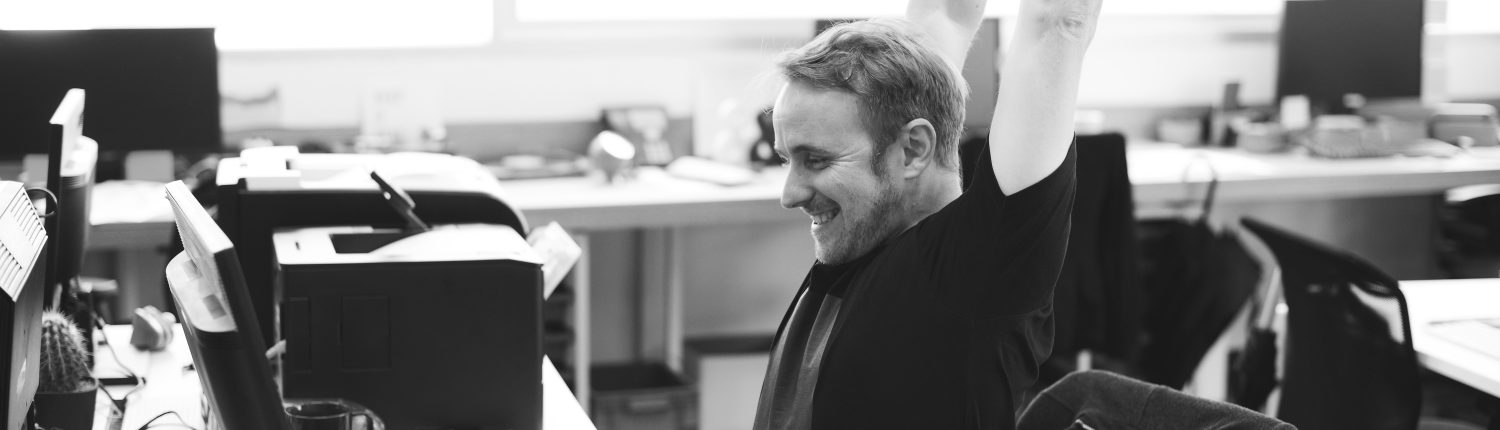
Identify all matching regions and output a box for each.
[774,82,904,265]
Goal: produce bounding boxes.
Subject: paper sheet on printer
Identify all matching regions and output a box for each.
[369,224,541,265]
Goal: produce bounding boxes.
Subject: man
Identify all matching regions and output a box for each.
[754,0,1101,427]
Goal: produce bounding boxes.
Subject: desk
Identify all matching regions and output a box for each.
[501,144,1500,406]
[86,144,1500,409]
[92,324,594,430]
[507,144,1500,224]
[1401,279,1500,399]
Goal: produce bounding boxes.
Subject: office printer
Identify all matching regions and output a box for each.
[215,149,528,346]
[272,223,542,430]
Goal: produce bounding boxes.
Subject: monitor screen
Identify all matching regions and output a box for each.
[815,18,1001,138]
[0,28,221,158]
[1276,0,1423,113]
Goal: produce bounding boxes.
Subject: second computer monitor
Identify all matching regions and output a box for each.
[42,89,96,310]
[1277,0,1423,113]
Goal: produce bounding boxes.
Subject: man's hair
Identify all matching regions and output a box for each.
[778,18,968,173]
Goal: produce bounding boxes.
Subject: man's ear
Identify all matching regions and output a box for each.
[898,118,937,179]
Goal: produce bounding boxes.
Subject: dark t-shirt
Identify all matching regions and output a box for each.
[754,143,1077,430]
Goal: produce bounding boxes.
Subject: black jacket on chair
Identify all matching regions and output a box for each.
[1018,370,1295,430]
[963,133,1144,362]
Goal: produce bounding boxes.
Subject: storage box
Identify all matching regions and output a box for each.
[685,336,772,430]
[591,363,697,430]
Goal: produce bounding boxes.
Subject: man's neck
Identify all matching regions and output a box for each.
[901,168,963,230]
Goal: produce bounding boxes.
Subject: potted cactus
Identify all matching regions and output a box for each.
[32,309,97,430]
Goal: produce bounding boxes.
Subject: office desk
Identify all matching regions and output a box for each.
[506,144,1500,224]
[92,324,594,430]
[86,144,1500,409]
[501,144,1500,406]
[1401,279,1500,399]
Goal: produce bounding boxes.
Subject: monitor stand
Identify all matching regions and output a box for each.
[124,150,174,182]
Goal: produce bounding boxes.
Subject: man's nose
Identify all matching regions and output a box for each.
[781,169,811,209]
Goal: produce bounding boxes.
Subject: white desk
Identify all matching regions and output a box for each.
[92,324,594,430]
[1400,279,1500,399]
[85,144,1500,410]
[506,145,1500,224]
[500,144,1500,406]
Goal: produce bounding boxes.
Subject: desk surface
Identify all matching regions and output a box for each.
[1401,279,1500,398]
[502,144,1500,230]
[87,145,1500,236]
[93,324,594,430]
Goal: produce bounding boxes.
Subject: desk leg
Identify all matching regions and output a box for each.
[667,227,683,373]
[574,234,592,411]
[639,228,685,373]
[109,248,169,317]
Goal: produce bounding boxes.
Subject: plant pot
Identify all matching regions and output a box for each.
[32,384,97,430]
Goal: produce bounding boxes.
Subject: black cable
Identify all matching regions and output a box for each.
[137,410,197,430]
[92,311,145,388]
[23,187,58,218]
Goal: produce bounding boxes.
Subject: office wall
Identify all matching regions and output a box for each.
[214,14,1500,361]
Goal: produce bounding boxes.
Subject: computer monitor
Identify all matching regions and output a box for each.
[164,181,289,430]
[0,28,221,160]
[0,181,48,430]
[1276,0,1423,114]
[41,89,96,318]
[814,17,1002,137]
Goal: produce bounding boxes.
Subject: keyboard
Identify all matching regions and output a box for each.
[1429,318,1500,360]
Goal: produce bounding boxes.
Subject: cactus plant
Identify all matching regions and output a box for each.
[39,309,94,393]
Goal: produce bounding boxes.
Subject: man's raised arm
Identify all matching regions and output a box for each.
[990,0,1102,195]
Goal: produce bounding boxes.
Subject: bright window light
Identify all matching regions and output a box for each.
[514,0,1281,22]
[0,0,494,51]
[1446,0,1500,34]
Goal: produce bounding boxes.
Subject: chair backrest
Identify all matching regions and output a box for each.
[1239,217,1419,430]
[1018,370,1293,430]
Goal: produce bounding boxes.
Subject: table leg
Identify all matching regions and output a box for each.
[573,233,592,410]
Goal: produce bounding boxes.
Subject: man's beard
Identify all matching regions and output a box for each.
[815,176,904,265]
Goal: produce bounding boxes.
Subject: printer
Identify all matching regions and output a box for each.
[216,148,543,428]
[272,223,542,430]
[215,148,528,346]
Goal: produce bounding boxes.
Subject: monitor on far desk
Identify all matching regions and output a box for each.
[1276,0,1423,115]
[0,28,221,180]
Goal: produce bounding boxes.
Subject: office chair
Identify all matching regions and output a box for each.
[1017,370,1293,430]
[1438,184,1500,278]
[1239,217,1421,430]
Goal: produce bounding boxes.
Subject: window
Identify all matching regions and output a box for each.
[0,0,494,51]
[513,0,1282,22]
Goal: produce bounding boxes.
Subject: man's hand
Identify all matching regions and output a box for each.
[906,0,986,73]
[907,0,1101,195]
[990,0,1102,194]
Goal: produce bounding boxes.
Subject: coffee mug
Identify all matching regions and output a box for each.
[284,399,385,430]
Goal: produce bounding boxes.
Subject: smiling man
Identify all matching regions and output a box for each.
[753,0,1101,428]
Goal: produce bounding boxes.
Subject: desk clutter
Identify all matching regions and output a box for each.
[1155,82,1499,160]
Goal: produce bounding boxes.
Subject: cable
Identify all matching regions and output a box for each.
[137,410,197,430]
[23,187,58,218]
[93,310,145,388]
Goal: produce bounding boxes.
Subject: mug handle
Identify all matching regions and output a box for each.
[332,399,385,430]
[283,398,386,430]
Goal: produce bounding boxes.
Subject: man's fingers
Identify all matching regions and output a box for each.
[1019,0,1103,44]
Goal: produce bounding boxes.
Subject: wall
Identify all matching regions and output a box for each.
[212,13,1500,363]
